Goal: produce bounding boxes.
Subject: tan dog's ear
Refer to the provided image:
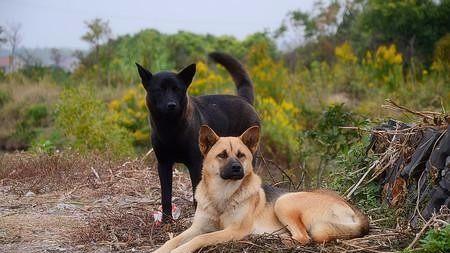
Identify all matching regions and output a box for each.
[239,126,260,154]
[199,125,219,156]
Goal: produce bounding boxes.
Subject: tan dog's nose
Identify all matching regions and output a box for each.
[220,158,244,180]
[231,162,242,173]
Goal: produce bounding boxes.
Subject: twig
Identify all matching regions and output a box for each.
[345,160,378,198]
[91,167,100,181]
[382,99,434,120]
[141,148,154,162]
[340,240,392,253]
[265,159,296,190]
[260,154,276,184]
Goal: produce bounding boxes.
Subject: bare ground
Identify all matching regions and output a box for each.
[0,152,413,252]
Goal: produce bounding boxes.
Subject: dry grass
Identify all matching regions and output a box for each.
[1,151,119,194]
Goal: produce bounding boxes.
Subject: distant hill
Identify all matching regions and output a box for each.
[0,48,83,72]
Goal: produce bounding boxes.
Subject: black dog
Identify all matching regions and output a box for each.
[136,52,260,221]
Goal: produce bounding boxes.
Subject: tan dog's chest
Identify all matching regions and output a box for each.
[198,186,286,235]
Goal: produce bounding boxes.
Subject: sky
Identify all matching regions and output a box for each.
[0,0,315,49]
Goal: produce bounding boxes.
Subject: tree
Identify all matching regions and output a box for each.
[278,1,341,44]
[0,26,6,49]
[81,18,112,65]
[81,18,112,85]
[5,23,22,71]
[277,0,345,68]
[50,48,63,67]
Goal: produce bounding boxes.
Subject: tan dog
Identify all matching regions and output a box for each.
[153,126,369,253]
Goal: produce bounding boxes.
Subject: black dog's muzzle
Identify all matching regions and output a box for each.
[220,159,244,180]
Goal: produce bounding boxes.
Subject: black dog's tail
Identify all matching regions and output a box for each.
[208,52,254,105]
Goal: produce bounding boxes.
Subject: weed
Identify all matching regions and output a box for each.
[418,225,450,253]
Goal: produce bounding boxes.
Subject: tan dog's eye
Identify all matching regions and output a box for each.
[217,151,228,159]
[237,151,245,159]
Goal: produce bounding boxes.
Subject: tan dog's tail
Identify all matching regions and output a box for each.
[209,52,254,105]
[309,206,369,242]
[316,190,369,236]
[319,205,369,242]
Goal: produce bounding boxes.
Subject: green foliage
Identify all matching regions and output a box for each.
[303,104,366,158]
[19,66,70,84]
[55,86,134,157]
[419,225,450,253]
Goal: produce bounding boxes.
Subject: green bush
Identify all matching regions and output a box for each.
[55,86,134,157]
[11,104,51,145]
[25,104,49,125]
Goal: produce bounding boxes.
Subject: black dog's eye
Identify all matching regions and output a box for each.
[237,151,245,159]
[217,151,228,159]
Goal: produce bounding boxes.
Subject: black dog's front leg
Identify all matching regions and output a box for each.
[157,161,174,222]
[187,160,202,208]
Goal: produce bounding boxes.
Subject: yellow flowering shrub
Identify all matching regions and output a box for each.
[247,43,289,100]
[108,85,150,147]
[257,96,302,163]
[363,44,403,90]
[332,42,367,97]
[335,42,357,64]
[375,44,403,66]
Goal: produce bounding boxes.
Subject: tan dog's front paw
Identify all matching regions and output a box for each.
[292,234,311,245]
[279,234,296,247]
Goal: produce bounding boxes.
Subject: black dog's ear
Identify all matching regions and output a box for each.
[177,63,196,87]
[135,63,152,89]
[239,126,260,154]
[199,125,219,156]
